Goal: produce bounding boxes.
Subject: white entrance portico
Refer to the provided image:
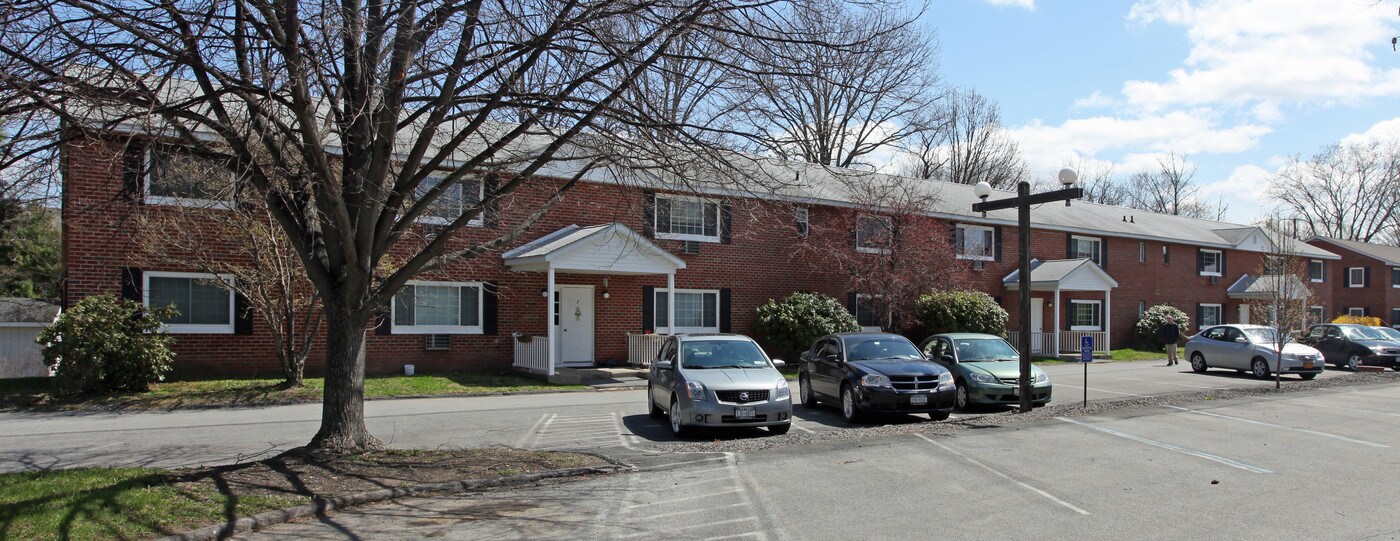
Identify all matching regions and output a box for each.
[1003,258,1120,355]
[503,223,685,376]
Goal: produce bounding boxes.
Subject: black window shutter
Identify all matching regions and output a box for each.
[374,311,392,335]
[1364,267,1372,287]
[1066,233,1073,259]
[119,267,143,302]
[848,292,858,316]
[1163,245,1170,264]
[483,177,499,229]
[642,192,656,238]
[1220,251,1227,278]
[1065,300,1072,330]
[1099,237,1108,269]
[642,285,655,332]
[1196,249,1205,273]
[720,200,732,244]
[719,288,732,333]
[122,142,147,203]
[1196,304,1205,327]
[234,292,254,335]
[482,281,499,335]
[948,222,959,250]
[994,226,1004,262]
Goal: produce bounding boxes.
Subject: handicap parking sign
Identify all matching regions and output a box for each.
[1080,335,1093,363]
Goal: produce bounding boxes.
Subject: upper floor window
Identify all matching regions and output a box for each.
[1347,267,1367,288]
[146,145,235,206]
[1309,260,1325,282]
[1138,241,1145,263]
[144,271,235,334]
[392,281,483,334]
[1198,249,1222,277]
[795,208,809,236]
[955,224,995,261]
[855,215,892,254]
[413,175,483,226]
[655,288,719,333]
[1070,235,1101,266]
[1392,267,1399,288]
[655,195,720,243]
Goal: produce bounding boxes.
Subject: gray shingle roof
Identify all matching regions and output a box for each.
[1307,237,1400,266]
[0,298,60,324]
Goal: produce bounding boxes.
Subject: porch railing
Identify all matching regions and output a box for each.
[1006,331,1056,355]
[1006,331,1109,355]
[512,334,549,374]
[627,333,668,367]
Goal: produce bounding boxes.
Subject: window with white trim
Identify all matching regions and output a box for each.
[1199,249,1222,276]
[145,145,236,207]
[1348,307,1366,317]
[854,294,886,332]
[655,195,720,242]
[1138,241,1145,263]
[1138,301,1146,318]
[955,224,995,261]
[1309,260,1325,282]
[654,289,719,333]
[855,215,892,254]
[1070,235,1101,266]
[1391,308,1400,326]
[1199,303,1223,327]
[1310,306,1325,326]
[1348,267,1365,288]
[795,208,809,236]
[1069,300,1102,331]
[1392,267,1399,288]
[392,281,483,334]
[144,271,235,334]
[413,175,483,226]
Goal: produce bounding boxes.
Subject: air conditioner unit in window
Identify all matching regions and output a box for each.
[425,334,451,351]
[683,240,700,254]
[973,260,984,270]
[1209,275,1219,285]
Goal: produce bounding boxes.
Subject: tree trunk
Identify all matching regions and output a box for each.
[308,308,381,453]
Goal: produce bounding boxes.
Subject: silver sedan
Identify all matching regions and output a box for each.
[647,333,793,438]
[1185,324,1324,380]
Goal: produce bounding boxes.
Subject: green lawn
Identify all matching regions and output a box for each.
[1109,348,1166,361]
[0,467,306,541]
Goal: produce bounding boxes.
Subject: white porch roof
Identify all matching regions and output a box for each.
[502,223,685,275]
[1227,274,1310,300]
[1002,258,1119,292]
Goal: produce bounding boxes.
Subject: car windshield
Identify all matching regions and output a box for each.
[1243,328,1280,344]
[681,340,770,369]
[1343,326,1386,340]
[1373,327,1400,341]
[954,338,1020,361]
[845,337,923,361]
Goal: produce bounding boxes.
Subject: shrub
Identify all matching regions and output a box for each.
[1333,314,1382,326]
[752,293,860,359]
[914,290,1007,337]
[38,295,177,397]
[1134,304,1191,349]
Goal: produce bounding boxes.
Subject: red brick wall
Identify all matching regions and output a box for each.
[1306,240,1396,323]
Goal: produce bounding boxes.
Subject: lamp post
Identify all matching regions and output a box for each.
[972,170,1082,412]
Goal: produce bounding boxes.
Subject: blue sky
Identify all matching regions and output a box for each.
[918,0,1400,224]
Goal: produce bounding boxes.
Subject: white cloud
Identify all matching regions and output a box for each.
[983,0,1034,11]
[1072,91,1117,110]
[1199,164,1273,223]
[1007,110,1271,175]
[1341,117,1400,146]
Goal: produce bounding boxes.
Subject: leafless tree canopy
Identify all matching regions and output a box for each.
[1267,141,1400,243]
[1122,153,1226,220]
[899,87,1027,189]
[0,0,916,452]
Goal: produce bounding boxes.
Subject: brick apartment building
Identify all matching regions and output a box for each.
[61,133,1342,379]
[1305,237,1400,325]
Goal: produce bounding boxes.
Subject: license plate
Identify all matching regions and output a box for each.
[910,394,928,406]
[735,406,755,419]
[1303,361,1314,369]
[1011,386,1021,396]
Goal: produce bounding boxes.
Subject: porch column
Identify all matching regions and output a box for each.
[546,266,556,377]
[667,272,676,335]
[1104,289,1112,353]
[1053,288,1061,355]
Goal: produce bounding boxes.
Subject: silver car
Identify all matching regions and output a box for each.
[647,334,792,437]
[1185,324,1324,380]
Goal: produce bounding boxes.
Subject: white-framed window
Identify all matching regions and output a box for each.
[855,215,892,254]
[1392,267,1399,288]
[1348,307,1366,317]
[413,175,483,226]
[655,195,720,243]
[1348,267,1366,288]
[1309,260,1325,282]
[1069,300,1102,331]
[144,271,235,334]
[795,207,809,236]
[1163,245,1170,264]
[1199,249,1222,277]
[854,294,886,332]
[1138,301,1146,318]
[654,288,720,333]
[1138,241,1145,263]
[145,145,236,207]
[1391,308,1400,326]
[1310,306,1325,326]
[955,224,995,261]
[1070,235,1102,266]
[392,281,483,334]
[1199,303,1223,327]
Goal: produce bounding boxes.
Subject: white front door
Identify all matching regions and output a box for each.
[1030,298,1045,354]
[556,285,595,366]
[1238,304,1250,325]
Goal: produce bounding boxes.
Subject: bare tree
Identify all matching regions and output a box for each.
[2,0,903,453]
[901,87,1027,189]
[732,0,942,169]
[1123,153,1226,220]
[1267,141,1400,243]
[1031,156,1125,206]
[1247,217,1319,389]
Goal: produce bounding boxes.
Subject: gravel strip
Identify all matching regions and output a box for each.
[655,371,1400,454]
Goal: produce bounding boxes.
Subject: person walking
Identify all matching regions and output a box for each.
[1161,316,1181,366]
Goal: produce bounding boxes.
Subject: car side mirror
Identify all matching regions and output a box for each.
[654,360,672,371]
[771,359,785,368]
[940,355,956,364]
[1234,337,1248,344]
[824,354,840,363]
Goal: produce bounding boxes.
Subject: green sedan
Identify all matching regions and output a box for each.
[917,333,1052,411]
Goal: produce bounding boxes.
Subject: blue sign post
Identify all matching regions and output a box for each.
[1080,336,1092,407]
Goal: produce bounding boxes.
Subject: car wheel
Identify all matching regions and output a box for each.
[1347,354,1362,371]
[799,373,818,408]
[768,423,791,435]
[1190,353,1208,373]
[1300,373,1317,380]
[669,397,691,438]
[647,385,664,419]
[929,409,951,421]
[953,382,972,412]
[840,384,862,423]
[1251,358,1270,379]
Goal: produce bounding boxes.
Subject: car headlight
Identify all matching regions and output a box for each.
[937,372,954,389]
[966,371,998,384]
[774,378,790,400]
[860,374,892,388]
[1034,370,1049,384]
[686,380,707,401]
[1282,353,1298,361]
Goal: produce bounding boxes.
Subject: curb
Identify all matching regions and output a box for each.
[157,464,632,541]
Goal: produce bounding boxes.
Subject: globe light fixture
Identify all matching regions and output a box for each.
[974,181,992,217]
[1058,168,1078,206]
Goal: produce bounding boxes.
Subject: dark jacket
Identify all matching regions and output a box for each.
[1161,322,1181,343]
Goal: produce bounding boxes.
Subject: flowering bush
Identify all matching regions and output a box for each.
[752,293,860,360]
[1134,304,1191,349]
[914,290,1007,337]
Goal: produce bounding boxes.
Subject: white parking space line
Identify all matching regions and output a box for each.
[1056,417,1272,474]
[647,501,747,518]
[1288,400,1400,418]
[624,488,741,509]
[516,414,553,448]
[790,422,816,434]
[1111,376,1226,390]
[615,517,759,539]
[700,533,766,541]
[1344,390,1400,400]
[1162,405,1388,448]
[914,434,1090,515]
[637,456,728,471]
[1055,383,1151,398]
